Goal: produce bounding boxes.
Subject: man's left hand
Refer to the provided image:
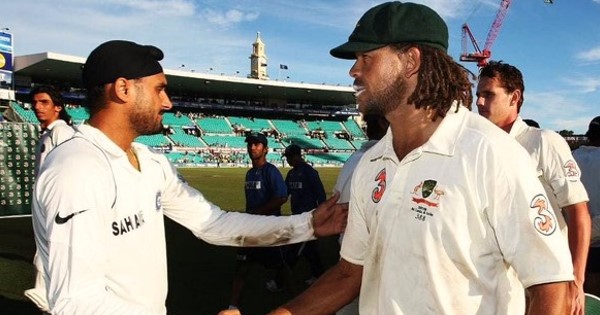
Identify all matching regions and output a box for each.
[312,192,348,237]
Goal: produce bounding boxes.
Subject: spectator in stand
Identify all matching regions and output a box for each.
[573,116,600,297]
[25,85,75,313]
[284,144,327,285]
[228,132,292,312]
[477,61,590,314]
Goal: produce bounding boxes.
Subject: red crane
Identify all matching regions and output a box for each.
[460,0,512,67]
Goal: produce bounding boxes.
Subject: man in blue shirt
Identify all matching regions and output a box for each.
[229,132,290,311]
[284,144,327,284]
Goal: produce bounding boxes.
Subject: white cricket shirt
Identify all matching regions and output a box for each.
[510,116,589,233]
[32,124,316,315]
[341,106,574,315]
[573,145,600,245]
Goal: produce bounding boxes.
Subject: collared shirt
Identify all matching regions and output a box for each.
[286,162,326,214]
[33,124,315,314]
[573,145,600,245]
[341,106,573,315]
[510,116,589,233]
[34,119,74,176]
[334,139,379,203]
[245,162,287,214]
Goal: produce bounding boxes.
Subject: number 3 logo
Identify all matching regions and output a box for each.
[371,168,386,203]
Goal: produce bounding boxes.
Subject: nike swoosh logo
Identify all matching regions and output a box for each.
[55,209,89,225]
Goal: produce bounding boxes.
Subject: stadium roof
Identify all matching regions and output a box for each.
[14,52,356,106]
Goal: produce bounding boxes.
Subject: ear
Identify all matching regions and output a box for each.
[510,89,522,107]
[113,77,131,102]
[403,47,422,79]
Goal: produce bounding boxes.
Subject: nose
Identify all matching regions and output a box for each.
[163,93,173,110]
[475,96,484,108]
[349,60,360,79]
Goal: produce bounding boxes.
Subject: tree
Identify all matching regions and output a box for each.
[558,130,574,137]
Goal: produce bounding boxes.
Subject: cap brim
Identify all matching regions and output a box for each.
[330,41,387,59]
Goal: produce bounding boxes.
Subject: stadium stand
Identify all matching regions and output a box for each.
[343,119,365,138]
[8,102,38,123]
[65,106,91,124]
[195,116,233,135]
[228,116,272,132]
[271,119,307,137]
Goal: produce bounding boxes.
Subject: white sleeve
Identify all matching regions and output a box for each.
[339,157,370,266]
[539,130,589,208]
[484,144,574,288]
[36,150,161,315]
[159,158,315,246]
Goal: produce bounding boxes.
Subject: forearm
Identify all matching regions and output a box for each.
[269,259,362,315]
[565,203,591,283]
[526,281,571,315]
[257,197,287,215]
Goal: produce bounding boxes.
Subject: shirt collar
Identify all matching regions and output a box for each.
[378,103,468,161]
[74,124,129,159]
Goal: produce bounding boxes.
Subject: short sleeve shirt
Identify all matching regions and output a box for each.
[340,107,573,315]
[510,116,589,232]
[245,162,287,215]
[285,162,326,214]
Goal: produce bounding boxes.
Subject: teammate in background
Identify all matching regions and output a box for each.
[332,114,388,315]
[25,85,75,313]
[268,2,573,314]
[523,118,540,128]
[573,116,600,296]
[228,132,292,311]
[30,85,74,175]
[284,144,327,285]
[334,115,388,205]
[477,61,590,314]
[32,40,348,315]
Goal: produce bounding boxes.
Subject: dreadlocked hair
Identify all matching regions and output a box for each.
[392,44,473,120]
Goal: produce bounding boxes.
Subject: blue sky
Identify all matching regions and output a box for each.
[3,0,599,133]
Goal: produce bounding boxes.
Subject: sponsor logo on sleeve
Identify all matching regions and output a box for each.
[530,194,557,235]
[563,160,580,182]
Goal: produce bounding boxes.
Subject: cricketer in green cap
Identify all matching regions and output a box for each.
[330,1,448,60]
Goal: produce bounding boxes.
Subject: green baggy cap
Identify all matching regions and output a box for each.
[330,1,448,59]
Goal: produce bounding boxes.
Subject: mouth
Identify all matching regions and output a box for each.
[353,84,365,97]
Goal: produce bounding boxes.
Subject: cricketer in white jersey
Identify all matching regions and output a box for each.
[509,116,589,234]
[32,124,323,314]
[340,106,574,314]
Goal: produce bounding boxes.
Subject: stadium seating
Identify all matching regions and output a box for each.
[65,107,91,124]
[323,137,354,150]
[343,119,365,138]
[196,117,233,134]
[163,112,194,127]
[202,135,247,148]
[135,134,171,147]
[228,116,272,132]
[168,133,205,147]
[282,136,326,150]
[9,102,38,123]
[271,119,307,137]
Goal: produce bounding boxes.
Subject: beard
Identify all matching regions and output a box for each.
[359,75,410,116]
[130,89,164,136]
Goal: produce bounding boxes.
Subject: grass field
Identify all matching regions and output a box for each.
[0,167,342,315]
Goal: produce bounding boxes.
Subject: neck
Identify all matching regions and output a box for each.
[88,111,137,152]
[252,158,267,168]
[386,106,442,161]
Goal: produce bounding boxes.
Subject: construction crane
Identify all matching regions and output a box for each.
[460,0,554,67]
[460,0,511,67]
